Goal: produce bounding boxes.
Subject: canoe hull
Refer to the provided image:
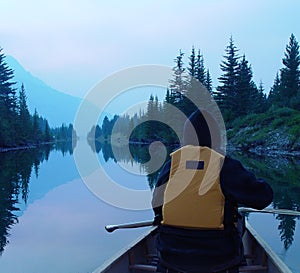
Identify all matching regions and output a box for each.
[95,227,157,273]
[95,222,292,273]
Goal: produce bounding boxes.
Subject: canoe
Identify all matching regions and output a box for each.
[94,221,292,273]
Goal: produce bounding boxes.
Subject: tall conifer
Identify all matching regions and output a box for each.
[235,55,256,116]
[280,33,300,108]
[18,83,32,141]
[205,69,213,94]
[195,49,206,84]
[215,36,240,119]
[187,46,196,77]
[169,50,186,104]
[268,73,282,106]
[0,48,17,145]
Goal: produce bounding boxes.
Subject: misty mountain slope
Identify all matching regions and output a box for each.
[6,55,82,127]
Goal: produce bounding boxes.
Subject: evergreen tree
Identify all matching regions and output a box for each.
[147,94,155,119]
[253,81,268,113]
[165,88,171,104]
[44,121,51,142]
[102,116,110,139]
[235,55,257,116]
[0,48,17,116]
[187,46,196,77]
[162,90,178,142]
[280,33,300,109]
[204,69,213,94]
[185,48,200,116]
[95,125,102,139]
[0,48,18,146]
[168,50,189,137]
[169,50,187,105]
[186,49,213,116]
[195,49,206,84]
[215,36,240,120]
[268,73,282,106]
[67,124,76,140]
[32,109,42,142]
[18,83,32,141]
[145,94,156,139]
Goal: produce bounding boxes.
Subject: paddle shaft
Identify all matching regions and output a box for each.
[105,208,300,233]
[239,207,300,216]
[105,220,153,233]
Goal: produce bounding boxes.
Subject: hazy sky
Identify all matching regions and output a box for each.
[0,0,299,98]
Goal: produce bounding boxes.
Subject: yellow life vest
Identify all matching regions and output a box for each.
[162,145,225,230]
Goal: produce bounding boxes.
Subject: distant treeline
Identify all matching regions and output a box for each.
[0,48,77,148]
[88,34,300,144]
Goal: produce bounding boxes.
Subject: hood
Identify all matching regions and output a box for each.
[182,109,222,151]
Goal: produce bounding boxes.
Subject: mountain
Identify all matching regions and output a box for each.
[6,55,82,127]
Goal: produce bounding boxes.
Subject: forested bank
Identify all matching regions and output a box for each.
[89,34,300,155]
[0,48,77,149]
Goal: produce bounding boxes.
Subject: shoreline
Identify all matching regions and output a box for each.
[0,145,39,153]
[0,140,75,153]
[226,143,300,158]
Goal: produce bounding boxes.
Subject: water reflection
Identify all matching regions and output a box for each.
[87,139,175,189]
[0,141,154,273]
[229,151,300,250]
[0,141,76,255]
[1,140,300,272]
[88,139,300,251]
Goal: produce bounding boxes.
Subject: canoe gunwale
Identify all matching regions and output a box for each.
[93,226,156,273]
[96,222,293,273]
[245,221,293,273]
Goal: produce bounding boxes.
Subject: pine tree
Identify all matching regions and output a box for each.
[280,33,300,109]
[18,83,32,141]
[95,125,102,139]
[204,69,213,94]
[235,55,257,116]
[0,48,18,146]
[195,49,206,84]
[169,50,187,105]
[268,73,282,106]
[256,81,268,113]
[185,48,200,116]
[147,94,155,119]
[0,48,17,116]
[145,94,156,140]
[187,46,196,77]
[186,49,213,116]
[163,89,178,142]
[215,36,240,119]
[102,116,110,139]
[32,109,42,142]
[168,49,191,136]
[44,121,51,142]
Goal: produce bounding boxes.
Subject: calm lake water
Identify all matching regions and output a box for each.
[0,142,299,273]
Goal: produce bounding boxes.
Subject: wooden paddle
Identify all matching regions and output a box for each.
[105,207,300,232]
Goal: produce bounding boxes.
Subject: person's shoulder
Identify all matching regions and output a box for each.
[222,156,244,171]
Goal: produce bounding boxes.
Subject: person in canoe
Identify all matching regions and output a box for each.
[152,109,273,273]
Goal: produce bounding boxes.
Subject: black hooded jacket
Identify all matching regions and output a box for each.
[152,109,273,272]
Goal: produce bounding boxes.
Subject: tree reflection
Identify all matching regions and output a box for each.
[87,141,300,249]
[0,143,76,255]
[0,153,19,254]
[229,151,300,250]
[87,140,174,189]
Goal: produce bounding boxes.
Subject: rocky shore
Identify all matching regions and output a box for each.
[227,127,300,157]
